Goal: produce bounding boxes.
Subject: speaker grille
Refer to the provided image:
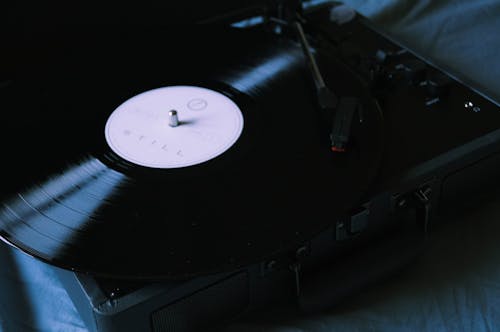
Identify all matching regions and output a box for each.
[151,272,249,332]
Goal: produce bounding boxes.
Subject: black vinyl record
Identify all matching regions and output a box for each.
[0,25,384,280]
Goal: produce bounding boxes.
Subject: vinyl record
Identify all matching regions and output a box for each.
[0,25,384,279]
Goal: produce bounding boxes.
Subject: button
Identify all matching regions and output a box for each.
[395,59,427,84]
[329,5,356,25]
[426,72,452,98]
[335,207,369,241]
[349,208,369,234]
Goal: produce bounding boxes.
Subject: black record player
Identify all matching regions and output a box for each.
[2,1,500,331]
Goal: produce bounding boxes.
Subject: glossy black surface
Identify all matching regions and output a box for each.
[0,25,383,279]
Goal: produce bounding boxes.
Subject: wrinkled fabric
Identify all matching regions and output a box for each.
[2,1,500,331]
[0,244,87,332]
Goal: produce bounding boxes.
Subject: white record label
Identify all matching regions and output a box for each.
[105,86,244,168]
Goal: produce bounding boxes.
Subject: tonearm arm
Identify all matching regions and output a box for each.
[293,19,359,153]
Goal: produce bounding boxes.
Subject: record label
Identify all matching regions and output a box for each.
[105,86,244,168]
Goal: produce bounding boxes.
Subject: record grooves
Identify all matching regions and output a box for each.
[0,25,384,280]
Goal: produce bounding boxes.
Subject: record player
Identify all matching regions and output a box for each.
[1,1,500,331]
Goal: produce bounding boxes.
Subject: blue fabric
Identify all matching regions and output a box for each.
[0,243,86,332]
